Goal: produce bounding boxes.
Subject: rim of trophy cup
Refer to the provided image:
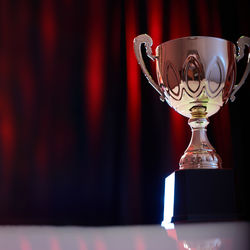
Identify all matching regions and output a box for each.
[156,35,236,49]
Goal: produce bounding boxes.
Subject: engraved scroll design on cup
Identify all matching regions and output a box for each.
[161,53,225,101]
[162,61,181,100]
[184,53,204,94]
[206,56,225,98]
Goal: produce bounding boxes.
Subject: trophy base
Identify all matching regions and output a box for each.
[162,169,242,225]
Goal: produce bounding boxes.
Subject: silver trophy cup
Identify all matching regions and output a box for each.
[134,35,250,169]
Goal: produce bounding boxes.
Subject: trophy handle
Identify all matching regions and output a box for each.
[230,36,250,102]
[133,34,165,102]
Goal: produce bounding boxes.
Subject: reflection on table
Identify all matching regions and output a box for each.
[0,221,249,250]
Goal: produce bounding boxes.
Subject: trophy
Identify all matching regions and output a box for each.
[133,35,250,223]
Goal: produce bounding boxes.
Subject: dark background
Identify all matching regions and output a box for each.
[0,0,249,225]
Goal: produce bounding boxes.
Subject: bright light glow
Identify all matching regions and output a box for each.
[164,223,175,230]
[161,172,175,229]
[183,242,189,249]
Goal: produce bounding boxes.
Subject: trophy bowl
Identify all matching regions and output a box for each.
[134,35,250,169]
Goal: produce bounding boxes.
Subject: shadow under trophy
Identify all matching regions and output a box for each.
[133,35,250,224]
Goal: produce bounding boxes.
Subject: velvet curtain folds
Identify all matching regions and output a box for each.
[0,0,249,225]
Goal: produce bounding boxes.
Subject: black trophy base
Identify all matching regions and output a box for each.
[162,169,241,224]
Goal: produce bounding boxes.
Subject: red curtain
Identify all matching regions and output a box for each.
[0,0,249,225]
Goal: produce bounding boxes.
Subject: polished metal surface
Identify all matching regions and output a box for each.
[133,34,250,169]
[156,36,236,118]
[179,114,222,169]
[230,36,250,101]
[133,34,165,101]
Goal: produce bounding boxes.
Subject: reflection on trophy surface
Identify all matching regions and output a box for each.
[134,35,250,169]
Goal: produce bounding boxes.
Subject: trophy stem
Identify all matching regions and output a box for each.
[179,107,222,169]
